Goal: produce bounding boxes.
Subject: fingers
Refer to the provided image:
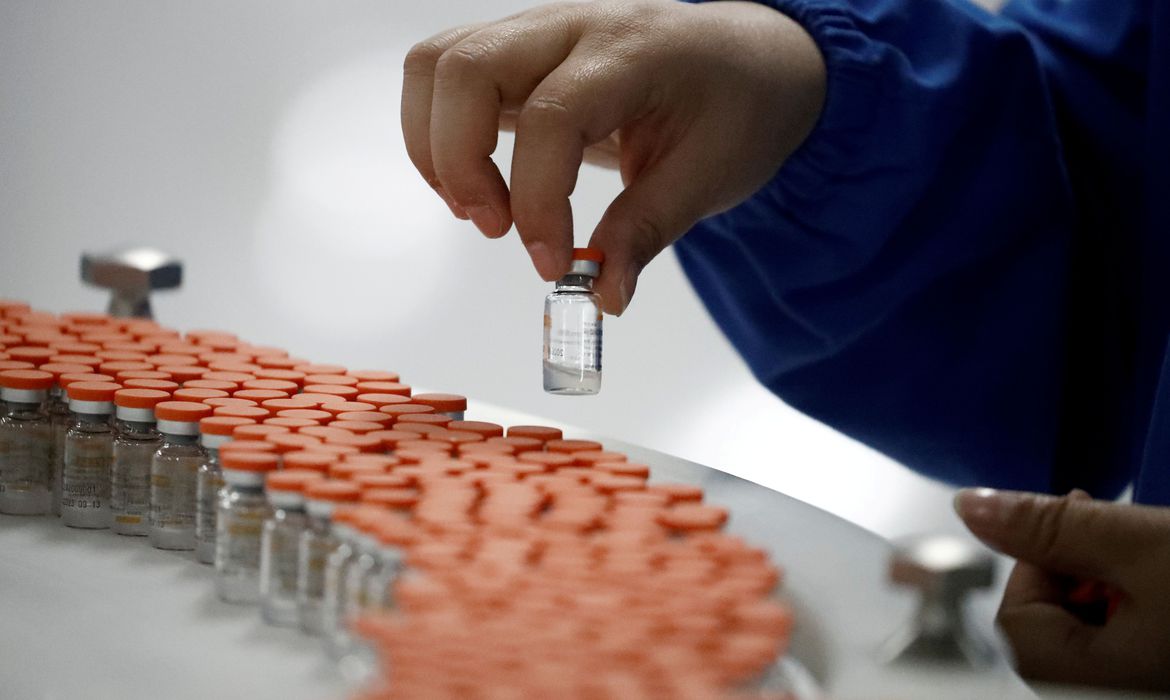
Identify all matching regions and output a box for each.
[587,145,710,315]
[954,487,1170,588]
[509,45,657,280]
[996,589,1101,685]
[402,22,487,219]
[428,13,585,240]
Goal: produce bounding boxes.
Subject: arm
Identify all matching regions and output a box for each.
[675,0,1147,495]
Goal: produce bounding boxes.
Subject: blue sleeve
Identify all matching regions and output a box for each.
[674,0,1148,495]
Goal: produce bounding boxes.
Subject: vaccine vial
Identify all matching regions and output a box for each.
[0,369,54,515]
[260,469,324,626]
[357,516,414,613]
[298,481,361,636]
[325,509,380,659]
[110,388,169,536]
[61,381,121,528]
[215,451,278,604]
[150,401,212,550]
[543,247,604,395]
[40,364,90,517]
[196,416,255,564]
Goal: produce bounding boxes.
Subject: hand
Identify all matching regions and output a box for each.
[401,0,826,314]
[955,487,1170,692]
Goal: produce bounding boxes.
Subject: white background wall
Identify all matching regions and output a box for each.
[0,0,1001,539]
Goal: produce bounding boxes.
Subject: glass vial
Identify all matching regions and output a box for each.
[43,370,80,517]
[197,417,252,564]
[0,369,54,515]
[149,401,212,550]
[361,518,414,612]
[298,481,361,636]
[110,389,169,536]
[260,470,324,626]
[323,508,372,659]
[215,451,277,604]
[543,247,604,395]
[61,381,121,528]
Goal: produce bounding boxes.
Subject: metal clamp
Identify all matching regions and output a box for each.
[882,534,997,668]
[80,247,182,320]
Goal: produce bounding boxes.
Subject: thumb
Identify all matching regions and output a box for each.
[954,487,1168,587]
[586,151,710,316]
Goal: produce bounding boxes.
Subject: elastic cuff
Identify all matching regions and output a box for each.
[683,0,887,205]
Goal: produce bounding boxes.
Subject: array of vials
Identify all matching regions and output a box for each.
[0,299,794,699]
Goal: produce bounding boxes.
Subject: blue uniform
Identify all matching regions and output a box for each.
[675,0,1170,503]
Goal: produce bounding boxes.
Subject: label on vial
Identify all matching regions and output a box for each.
[0,428,52,492]
[545,313,603,370]
[196,474,224,546]
[62,445,112,511]
[219,511,265,569]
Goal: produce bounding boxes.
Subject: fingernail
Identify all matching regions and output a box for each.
[953,487,1018,536]
[467,205,501,237]
[526,241,558,281]
[434,186,469,220]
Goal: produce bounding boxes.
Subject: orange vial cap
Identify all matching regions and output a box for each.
[122,378,180,392]
[145,353,200,369]
[656,504,729,532]
[506,425,564,442]
[367,429,425,451]
[267,469,326,492]
[233,389,289,403]
[302,374,359,387]
[174,387,230,402]
[38,362,95,380]
[184,379,239,392]
[354,381,411,397]
[252,368,306,386]
[264,416,318,431]
[267,433,323,453]
[65,381,121,402]
[446,420,504,438]
[200,416,258,436]
[546,439,604,454]
[648,483,704,504]
[347,369,399,383]
[221,451,280,472]
[411,393,467,413]
[304,480,362,503]
[114,388,171,409]
[204,397,257,410]
[396,413,452,427]
[262,397,317,412]
[277,408,332,422]
[218,439,279,455]
[201,371,255,384]
[329,420,384,435]
[334,411,394,426]
[319,401,377,416]
[300,426,353,441]
[0,369,54,391]
[212,405,272,420]
[115,369,172,382]
[156,365,208,382]
[233,424,291,440]
[303,384,361,401]
[572,247,605,263]
[293,363,347,375]
[48,354,103,369]
[155,401,215,423]
[58,372,115,388]
[8,346,56,366]
[281,451,334,473]
[241,379,298,395]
